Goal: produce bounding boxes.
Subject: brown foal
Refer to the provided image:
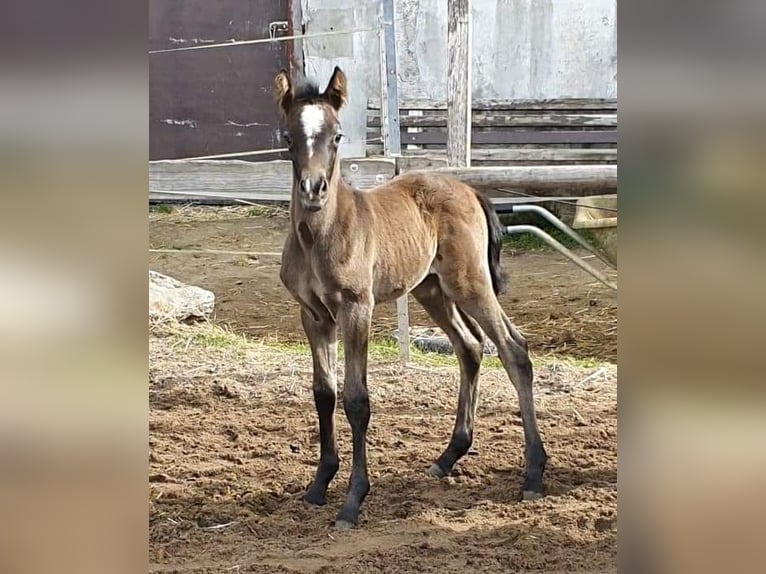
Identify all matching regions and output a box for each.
[275,67,546,528]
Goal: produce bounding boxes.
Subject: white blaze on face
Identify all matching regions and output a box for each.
[300,105,326,159]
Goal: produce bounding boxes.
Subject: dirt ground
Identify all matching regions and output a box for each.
[149,207,617,573]
[149,207,617,362]
[149,333,616,573]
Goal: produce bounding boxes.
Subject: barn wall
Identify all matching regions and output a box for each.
[298,0,617,157]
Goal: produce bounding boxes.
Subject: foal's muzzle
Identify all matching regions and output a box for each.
[299,176,329,211]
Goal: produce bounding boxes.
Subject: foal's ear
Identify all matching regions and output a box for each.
[274,69,293,116]
[323,66,347,110]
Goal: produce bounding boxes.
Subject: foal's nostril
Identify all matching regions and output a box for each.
[300,177,328,196]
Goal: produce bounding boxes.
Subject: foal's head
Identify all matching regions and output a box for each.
[274,67,348,212]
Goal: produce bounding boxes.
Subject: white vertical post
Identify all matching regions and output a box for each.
[378,0,409,363]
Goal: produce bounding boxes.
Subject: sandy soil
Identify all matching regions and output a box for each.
[149,333,616,573]
[149,208,617,362]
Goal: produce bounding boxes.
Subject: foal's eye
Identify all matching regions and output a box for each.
[333,133,343,145]
[282,133,292,147]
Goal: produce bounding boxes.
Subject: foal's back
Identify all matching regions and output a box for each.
[364,172,488,242]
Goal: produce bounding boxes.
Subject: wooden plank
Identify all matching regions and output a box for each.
[368,112,617,128]
[384,148,617,164]
[149,158,396,202]
[411,165,618,191]
[368,97,618,111]
[396,156,450,172]
[379,0,402,157]
[400,130,618,145]
[447,0,471,167]
[472,147,617,162]
[150,162,616,204]
[378,0,409,364]
[342,158,396,188]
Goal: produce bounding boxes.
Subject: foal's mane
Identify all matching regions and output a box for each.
[291,77,322,103]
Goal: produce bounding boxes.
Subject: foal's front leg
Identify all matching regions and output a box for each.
[334,295,373,528]
[301,307,339,506]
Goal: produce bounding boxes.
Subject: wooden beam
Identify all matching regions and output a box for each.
[447,0,471,167]
[367,112,618,129]
[469,148,618,163]
[383,148,618,165]
[367,97,618,111]
[421,165,617,191]
[149,158,395,203]
[378,0,409,364]
[149,161,616,205]
[398,129,618,145]
[378,0,402,157]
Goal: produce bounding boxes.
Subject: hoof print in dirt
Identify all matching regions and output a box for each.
[212,382,239,399]
[283,482,304,495]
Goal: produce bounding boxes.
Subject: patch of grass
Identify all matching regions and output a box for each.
[150,203,173,214]
[267,340,312,356]
[536,354,605,369]
[246,204,288,218]
[157,322,610,369]
[257,334,609,371]
[161,321,249,351]
[190,327,246,349]
[502,223,581,251]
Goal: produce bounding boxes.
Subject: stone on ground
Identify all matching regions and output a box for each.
[392,326,497,356]
[149,270,215,322]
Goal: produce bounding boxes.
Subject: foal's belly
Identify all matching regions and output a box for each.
[372,248,435,303]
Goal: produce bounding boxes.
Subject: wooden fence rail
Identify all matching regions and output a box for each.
[149,159,616,204]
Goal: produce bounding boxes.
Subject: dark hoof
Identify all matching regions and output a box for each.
[427,463,448,478]
[522,489,543,501]
[303,488,327,506]
[334,506,359,529]
[333,519,356,530]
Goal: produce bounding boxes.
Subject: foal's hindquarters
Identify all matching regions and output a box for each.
[404,178,548,500]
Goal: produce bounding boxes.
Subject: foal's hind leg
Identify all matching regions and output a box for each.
[445,284,547,499]
[412,275,484,478]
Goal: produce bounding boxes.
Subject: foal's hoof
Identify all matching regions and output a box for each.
[303,490,327,506]
[334,505,360,529]
[333,519,356,530]
[522,489,544,501]
[427,463,448,478]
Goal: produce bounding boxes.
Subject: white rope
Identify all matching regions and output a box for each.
[148,189,287,206]
[150,248,282,257]
[149,27,378,55]
[151,137,383,162]
[153,148,288,162]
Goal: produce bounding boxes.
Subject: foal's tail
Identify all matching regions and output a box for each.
[473,189,508,294]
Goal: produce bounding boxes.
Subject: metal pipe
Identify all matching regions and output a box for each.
[504,225,617,290]
[511,204,616,269]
